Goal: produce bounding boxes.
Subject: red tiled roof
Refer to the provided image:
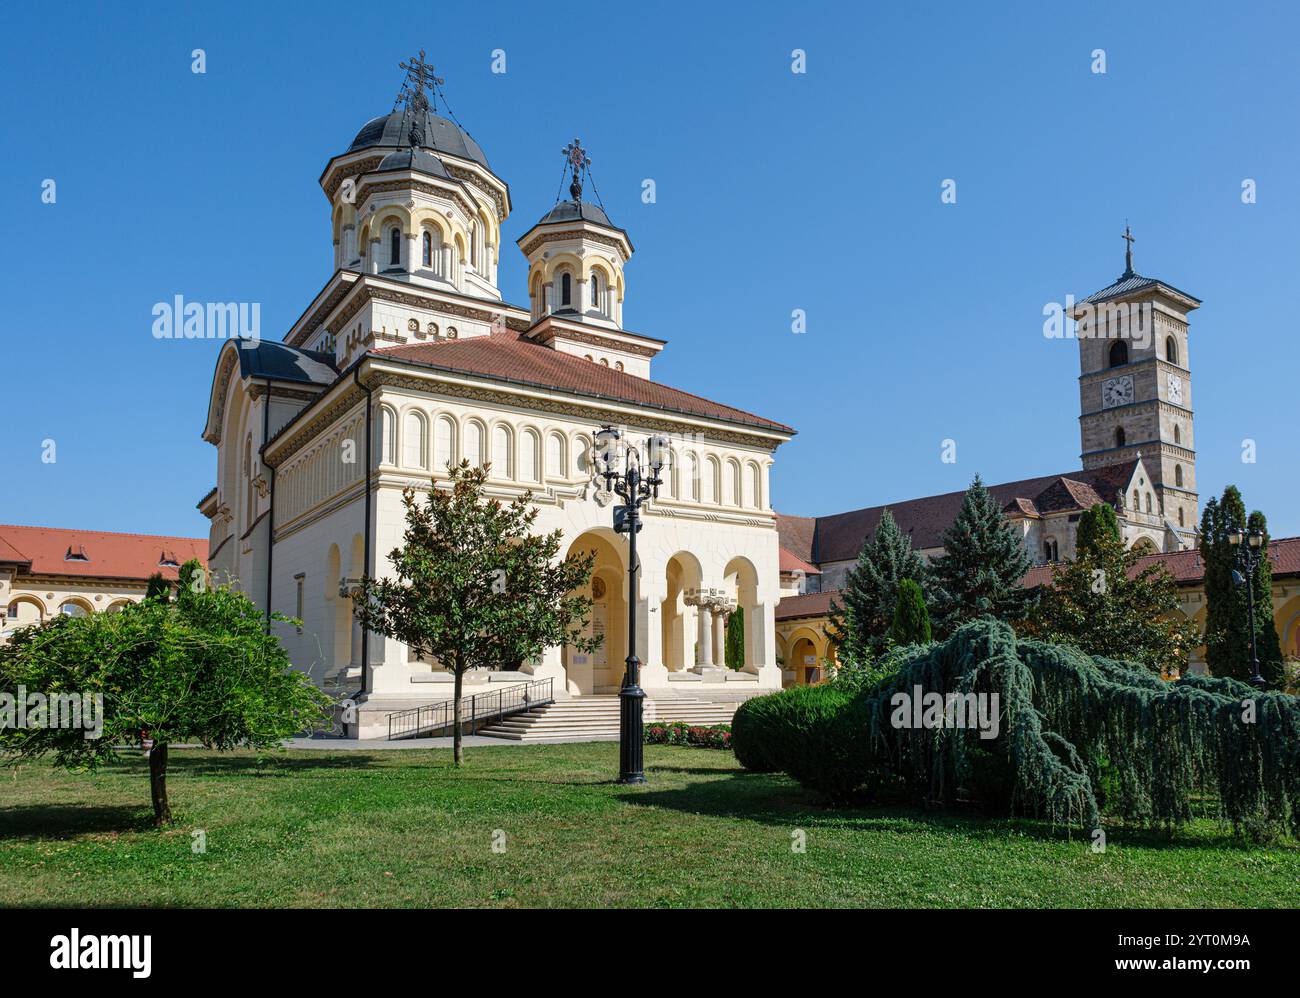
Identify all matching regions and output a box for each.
[779,548,821,575]
[776,589,841,621]
[803,462,1140,563]
[1022,536,1300,588]
[776,513,817,564]
[375,331,794,433]
[0,525,207,582]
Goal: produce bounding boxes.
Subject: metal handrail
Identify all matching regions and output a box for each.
[387,676,555,740]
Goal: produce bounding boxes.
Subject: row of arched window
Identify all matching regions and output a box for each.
[376,407,768,510]
[278,414,366,524]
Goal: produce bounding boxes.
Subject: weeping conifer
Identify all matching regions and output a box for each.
[734,619,1300,839]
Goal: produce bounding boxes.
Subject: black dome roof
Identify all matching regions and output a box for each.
[536,199,614,227]
[376,147,451,179]
[349,110,490,170]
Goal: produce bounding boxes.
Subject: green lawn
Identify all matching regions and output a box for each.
[1,743,1296,908]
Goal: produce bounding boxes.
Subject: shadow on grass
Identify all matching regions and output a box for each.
[620,769,1279,851]
[97,754,388,778]
[0,804,153,840]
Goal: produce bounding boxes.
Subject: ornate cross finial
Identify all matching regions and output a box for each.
[563,138,591,201]
[1122,221,1135,277]
[395,50,444,146]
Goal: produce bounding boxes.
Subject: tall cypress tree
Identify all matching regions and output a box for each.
[828,507,928,663]
[1201,486,1284,685]
[888,578,932,647]
[724,606,745,671]
[930,474,1034,633]
[1076,502,1121,556]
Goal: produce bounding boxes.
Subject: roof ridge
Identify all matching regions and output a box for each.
[0,524,207,544]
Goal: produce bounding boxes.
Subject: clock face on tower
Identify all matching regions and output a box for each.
[1101,375,1134,409]
[1167,373,1184,405]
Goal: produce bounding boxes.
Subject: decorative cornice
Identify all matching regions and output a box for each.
[533,326,658,358]
[322,157,385,201]
[264,385,368,469]
[444,164,507,221]
[354,179,478,228]
[520,228,628,258]
[325,281,530,337]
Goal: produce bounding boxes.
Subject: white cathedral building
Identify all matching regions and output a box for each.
[199,60,794,734]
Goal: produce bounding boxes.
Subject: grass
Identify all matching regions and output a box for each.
[1,742,1297,908]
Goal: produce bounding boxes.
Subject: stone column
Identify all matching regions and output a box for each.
[696,601,713,668]
[369,238,381,275]
[405,233,418,275]
[713,602,727,669]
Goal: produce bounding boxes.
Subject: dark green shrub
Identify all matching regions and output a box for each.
[732,685,866,800]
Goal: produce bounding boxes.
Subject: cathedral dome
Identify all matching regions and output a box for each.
[535,199,614,228]
[376,146,451,179]
[348,110,490,170]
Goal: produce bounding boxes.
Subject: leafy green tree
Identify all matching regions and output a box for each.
[724,606,745,671]
[0,577,330,826]
[930,475,1035,633]
[829,508,928,663]
[1201,487,1284,685]
[354,463,599,765]
[887,578,932,647]
[1025,504,1198,675]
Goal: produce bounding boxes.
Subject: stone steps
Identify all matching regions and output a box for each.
[477,696,741,743]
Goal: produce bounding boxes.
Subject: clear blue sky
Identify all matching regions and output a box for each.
[2,0,1297,538]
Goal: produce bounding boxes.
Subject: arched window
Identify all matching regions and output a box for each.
[520,430,539,482]
[402,411,426,469]
[1175,464,1183,487]
[1166,335,1178,364]
[591,273,601,312]
[1145,493,1153,513]
[464,421,484,469]
[1109,339,1128,367]
[434,415,455,471]
[422,231,432,267]
[684,453,700,501]
[546,433,565,479]
[389,227,401,266]
[561,272,572,306]
[1044,538,1059,563]
[1174,424,1181,445]
[377,407,396,465]
[1178,508,1185,527]
[470,223,478,270]
[491,425,512,477]
[1115,426,1126,448]
[1132,489,1140,509]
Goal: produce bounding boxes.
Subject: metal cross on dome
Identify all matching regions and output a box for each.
[563,138,591,201]
[395,50,444,118]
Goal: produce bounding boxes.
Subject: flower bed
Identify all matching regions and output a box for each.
[644,721,732,749]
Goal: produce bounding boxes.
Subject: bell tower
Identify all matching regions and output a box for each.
[1072,228,1201,547]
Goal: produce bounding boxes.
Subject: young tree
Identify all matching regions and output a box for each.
[929,475,1035,633]
[829,508,928,662]
[1201,487,1284,685]
[144,572,170,602]
[887,578,932,647]
[0,576,330,826]
[1025,504,1199,675]
[354,463,599,765]
[724,606,745,671]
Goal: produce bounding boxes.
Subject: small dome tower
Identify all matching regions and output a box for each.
[517,139,632,329]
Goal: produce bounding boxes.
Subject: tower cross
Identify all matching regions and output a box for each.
[563,138,591,201]
[395,49,444,118]
[1122,222,1135,276]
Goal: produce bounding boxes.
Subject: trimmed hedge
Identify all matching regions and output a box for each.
[644,721,731,749]
[732,684,867,800]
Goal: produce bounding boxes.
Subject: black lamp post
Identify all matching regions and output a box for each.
[594,424,668,785]
[1227,526,1268,688]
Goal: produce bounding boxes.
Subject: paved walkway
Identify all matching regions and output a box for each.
[283,733,619,750]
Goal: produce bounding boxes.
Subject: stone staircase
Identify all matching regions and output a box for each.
[476,695,743,743]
